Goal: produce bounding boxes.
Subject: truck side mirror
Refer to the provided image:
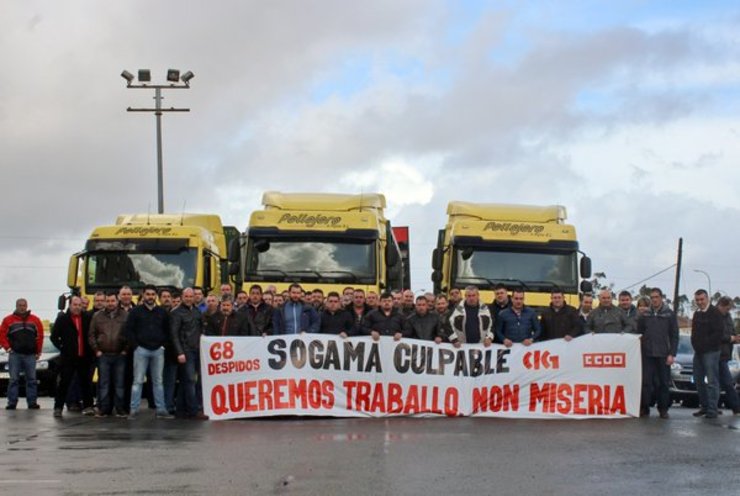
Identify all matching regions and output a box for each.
[580,280,593,294]
[461,247,474,261]
[57,294,67,312]
[203,253,213,293]
[431,248,442,271]
[67,254,80,289]
[431,271,442,284]
[580,256,592,279]
[254,239,270,253]
[228,238,241,263]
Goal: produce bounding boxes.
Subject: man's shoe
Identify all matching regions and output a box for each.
[5,404,17,410]
[639,408,650,418]
[53,409,63,418]
[658,410,670,419]
[155,412,175,419]
[127,412,138,420]
[28,404,40,410]
[705,413,718,419]
[67,405,82,413]
[733,408,740,416]
[115,410,128,418]
[82,407,95,416]
[692,409,707,417]
[194,413,209,421]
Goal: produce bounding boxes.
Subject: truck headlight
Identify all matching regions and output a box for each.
[36,361,49,370]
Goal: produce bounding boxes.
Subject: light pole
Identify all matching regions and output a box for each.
[121,69,194,214]
[693,269,712,299]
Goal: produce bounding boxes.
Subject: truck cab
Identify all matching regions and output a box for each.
[432,202,591,310]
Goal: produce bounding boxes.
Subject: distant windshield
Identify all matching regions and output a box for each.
[246,237,376,284]
[452,248,578,292]
[42,340,59,354]
[86,249,197,289]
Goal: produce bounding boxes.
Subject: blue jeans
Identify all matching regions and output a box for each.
[693,350,720,416]
[7,352,37,407]
[130,347,166,414]
[163,357,179,414]
[179,349,201,416]
[98,354,126,414]
[719,359,740,412]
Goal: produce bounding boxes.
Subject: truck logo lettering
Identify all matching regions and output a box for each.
[278,214,342,228]
[114,227,174,236]
[483,222,545,235]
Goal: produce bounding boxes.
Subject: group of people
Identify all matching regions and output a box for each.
[1,282,738,420]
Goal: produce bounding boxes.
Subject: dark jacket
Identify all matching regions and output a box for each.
[586,306,628,333]
[203,311,253,337]
[89,308,128,355]
[0,311,44,355]
[620,305,639,333]
[51,310,93,359]
[691,305,724,354]
[490,298,512,321]
[170,304,203,355]
[362,308,404,336]
[319,309,354,335]
[637,304,679,357]
[495,306,541,343]
[125,304,170,351]
[404,311,443,341]
[346,304,372,336]
[239,302,273,335]
[720,313,738,361]
[273,302,320,335]
[540,304,581,340]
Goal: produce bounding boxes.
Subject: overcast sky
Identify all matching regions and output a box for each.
[2,1,739,319]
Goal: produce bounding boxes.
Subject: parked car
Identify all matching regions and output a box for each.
[670,334,740,406]
[0,335,61,397]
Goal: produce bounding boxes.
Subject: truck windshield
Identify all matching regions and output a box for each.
[246,237,376,284]
[86,249,198,289]
[452,248,578,292]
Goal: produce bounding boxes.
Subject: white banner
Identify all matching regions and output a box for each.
[200,333,641,420]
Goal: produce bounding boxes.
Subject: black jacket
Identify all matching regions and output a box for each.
[204,311,253,337]
[170,304,203,355]
[239,302,273,335]
[346,304,372,336]
[720,313,737,361]
[540,304,581,340]
[362,308,404,336]
[319,309,354,335]
[691,305,724,354]
[51,310,93,359]
[404,312,443,341]
[125,304,170,351]
[637,305,679,357]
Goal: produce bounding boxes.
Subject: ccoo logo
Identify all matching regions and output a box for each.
[583,353,626,368]
[523,350,560,370]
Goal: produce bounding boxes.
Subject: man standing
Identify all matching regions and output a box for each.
[235,290,249,311]
[118,286,134,312]
[347,289,372,336]
[490,284,512,322]
[404,296,444,343]
[90,291,106,314]
[447,288,462,308]
[495,290,541,347]
[159,289,173,312]
[691,289,724,419]
[193,287,206,313]
[586,290,629,333]
[272,283,320,334]
[540,290,581,341]
[716,297,740,415]
[125,284,172,419]
[400,289,416,317]
[636,288,678,419]
[240,285,273,336]
[170,288,205,419]
[363,292,405,341]
[88,293,128,417]
[618,291,638,333]
[1,298,44,410]
[577,293,594,333]
[203,296,252,337]
[366,291,379,310]
[220,283,233,300]
[51,296,94,417]
[319,292,354,337]
[447,286,493,347]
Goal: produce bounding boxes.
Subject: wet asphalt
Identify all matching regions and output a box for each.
[1,398,739,496]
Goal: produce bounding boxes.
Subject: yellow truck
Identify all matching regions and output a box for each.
[431,202,592,309]
[64,214,239,302]
[229,192,405,295]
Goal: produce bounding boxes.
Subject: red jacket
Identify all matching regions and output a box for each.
[0,311,44,355]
